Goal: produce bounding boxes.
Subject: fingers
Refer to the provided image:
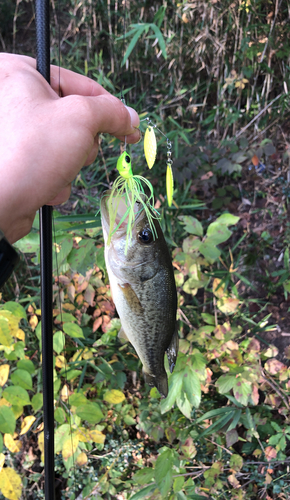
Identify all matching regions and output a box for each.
[50,65,111,98]
[61,93,140,141]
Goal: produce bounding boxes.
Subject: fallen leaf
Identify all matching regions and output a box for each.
[20,416,36,435]
[0,467,22,500]
[0,365,9,387]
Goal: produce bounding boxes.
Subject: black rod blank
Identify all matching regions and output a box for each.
[35,0,56,498]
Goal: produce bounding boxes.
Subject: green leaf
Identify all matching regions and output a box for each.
[122,25,148,65]
[3,386,30,406]
[160,371,183,414]
[196,406,236,423]
[271,421,282,433]
[14,232,39,253]
[76,402,104,424]
[176,391,192,419]
[213,213,239,227]
[124,415,136,426]
[0,406,16,435]
[55,313,76,324]
[52,235,73,272]
[155,448,174,496]
[1,302,26,320]
[173,476,185,493]
[183,368,201,408]
[199,241,221,263]
[31,393,43,412]
[17,359,35,375]
[53,331,65,355]
[268,434,281,446]
[63,323,84,339]
[129,483,157,500]
[233,378,252,406]
[69,393,88,407]
[150,23,167,59]
[199,411,236,437]
[133,468,154,485]
[54,407,66,424]
[206,225,232,245]
[54,423,70,453]
[11,369,32,391]
[67,239,96,275]
[216,374,236,394]
[178,216,203,237]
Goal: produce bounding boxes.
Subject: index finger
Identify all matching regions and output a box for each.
[50,65,111,98]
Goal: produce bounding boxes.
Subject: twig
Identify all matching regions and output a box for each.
[204,437,233,456]
[236,94,283,138]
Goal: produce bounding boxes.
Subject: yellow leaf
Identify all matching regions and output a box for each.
[29,315,38,331]
[88,429,106,444]
[82,348,93,360]
[60,385,69,401]
[0,317,13,347]
[182,12,189,23]
[38,432,44,463]
[0,365,10,387]
[144,126,157,169]
[33,422,44,433]
[63,303,75,311]
[35,309,41,316]
[104,389,125,405]
[15,330,25,342]
[75,427,88,443]
[4,435,22,454]
[55,355,67,369]
[217,297,240,314]
[213,278,226,299]
[0,467,22,500]
[76,452,88,466]
[166,163,174,207]
[62,435,79,460]
[0,454,5,473]
[20,416,36,436]
[0,399,11,408]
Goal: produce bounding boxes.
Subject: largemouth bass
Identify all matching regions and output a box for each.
[101,191,178,397]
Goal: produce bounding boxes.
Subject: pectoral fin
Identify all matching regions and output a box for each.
[166,324,179,373]
[118,283,144,314]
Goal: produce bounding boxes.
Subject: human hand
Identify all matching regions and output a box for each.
[0,53,140,243]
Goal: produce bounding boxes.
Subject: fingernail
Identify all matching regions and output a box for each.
[126,105,140,128]
[135,127,142,144]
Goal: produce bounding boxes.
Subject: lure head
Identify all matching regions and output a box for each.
[117,151,133,179]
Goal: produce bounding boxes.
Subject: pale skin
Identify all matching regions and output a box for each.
[0,53,140,244]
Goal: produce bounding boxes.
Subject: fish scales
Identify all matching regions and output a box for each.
[101,191,178,397]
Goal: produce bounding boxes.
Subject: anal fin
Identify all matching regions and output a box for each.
[166,323,179,373]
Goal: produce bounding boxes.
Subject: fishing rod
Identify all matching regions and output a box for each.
[35,0,55,498]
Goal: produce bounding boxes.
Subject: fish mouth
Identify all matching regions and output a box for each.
[101,190,146,239]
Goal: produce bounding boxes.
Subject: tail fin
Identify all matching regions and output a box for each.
[143,371,168,398]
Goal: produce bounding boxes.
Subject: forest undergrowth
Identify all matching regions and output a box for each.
[1,1,290,499]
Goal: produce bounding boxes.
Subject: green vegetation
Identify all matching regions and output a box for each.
[1,0,290,499]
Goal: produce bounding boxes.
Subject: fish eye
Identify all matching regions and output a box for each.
[138,229,153,244]
[125,155,130,163]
